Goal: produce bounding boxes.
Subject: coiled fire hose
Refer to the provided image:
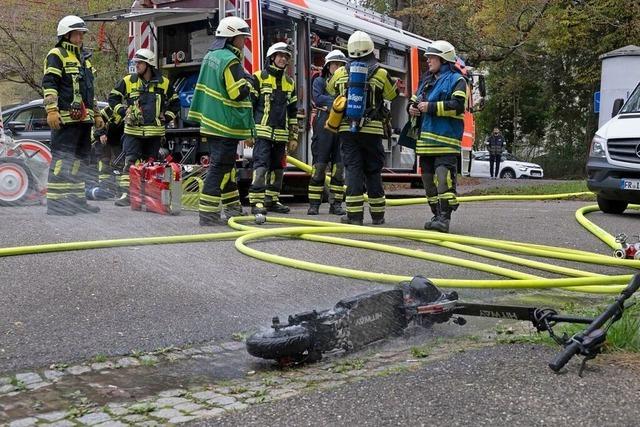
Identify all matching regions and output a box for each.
[0,156,638,294]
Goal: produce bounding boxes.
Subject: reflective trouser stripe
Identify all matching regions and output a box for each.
[346,195,364,213]
[199,192,221,213]
[368,196,386,213]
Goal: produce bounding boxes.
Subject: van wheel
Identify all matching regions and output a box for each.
[500,169,516,179]
[597,195,628,214]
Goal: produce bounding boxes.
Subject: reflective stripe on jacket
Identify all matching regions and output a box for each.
[42,41,97,125]
[108,68,179,137]
[252,65,298,143]
[188,45,255,140]
[414,64,467,156]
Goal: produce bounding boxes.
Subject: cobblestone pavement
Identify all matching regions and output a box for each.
[1,320,507,426]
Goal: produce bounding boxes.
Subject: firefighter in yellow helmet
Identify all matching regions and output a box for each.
[43,15,104,215]
[108,48,180,206]
[188,16,255,226]
[247,42,299,215]
[326,31,398,225]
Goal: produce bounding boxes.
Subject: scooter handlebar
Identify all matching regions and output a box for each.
[548,340,580,372]
[621,274,640,299]
[548,274,640,372]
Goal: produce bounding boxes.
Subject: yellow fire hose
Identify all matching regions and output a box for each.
[0,156,637,295]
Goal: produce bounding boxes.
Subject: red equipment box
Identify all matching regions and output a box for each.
[129,162,182,215]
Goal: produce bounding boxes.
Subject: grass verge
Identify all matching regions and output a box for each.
[464,180,595,200]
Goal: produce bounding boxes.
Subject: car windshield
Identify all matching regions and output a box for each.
[620,83,640,114]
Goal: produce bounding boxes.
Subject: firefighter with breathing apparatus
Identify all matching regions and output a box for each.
[43,15,104,215]
[188,16,255,225]
[247,42,299,215]
[108,48,179,207]
[409,40,467,233]
[326,31,398,225]
[307,50,347,216]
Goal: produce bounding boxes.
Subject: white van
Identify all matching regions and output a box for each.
[586,82,640,213]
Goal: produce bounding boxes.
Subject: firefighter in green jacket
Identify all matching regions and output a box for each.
[326,31,398,225]
[108,48,179,206]
[247,42,299,215]
[188,16,255,226]
[43,15,104,215]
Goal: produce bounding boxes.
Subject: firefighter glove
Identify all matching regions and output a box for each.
[47,109,62,130]
[94,114,105,130]
[288,139,298,152]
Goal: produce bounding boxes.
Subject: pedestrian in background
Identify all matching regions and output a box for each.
[486,127,505,179]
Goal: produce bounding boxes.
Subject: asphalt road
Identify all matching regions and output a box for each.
[208,344,640,427]
[0,186,637,374]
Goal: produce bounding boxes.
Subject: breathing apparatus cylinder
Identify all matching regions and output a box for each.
[346,61,368,133]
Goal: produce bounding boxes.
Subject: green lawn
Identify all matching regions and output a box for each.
[464,180,595,200]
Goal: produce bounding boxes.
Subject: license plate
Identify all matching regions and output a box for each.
[621,179,640,190]
[530,171,541,176]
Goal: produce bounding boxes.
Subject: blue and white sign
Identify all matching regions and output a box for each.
[594,91,600,114]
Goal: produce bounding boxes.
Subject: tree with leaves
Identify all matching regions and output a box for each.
[0,0,132,102]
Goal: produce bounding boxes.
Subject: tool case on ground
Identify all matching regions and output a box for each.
[129,161,182,215]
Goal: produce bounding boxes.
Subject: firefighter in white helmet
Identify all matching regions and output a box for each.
[408,40,467,233]
[108,48,180,206]
[247,41,298,215]
[188,16,255,225]
[307,49,347,216]
[42,15,104,215]
[326,31,399,225]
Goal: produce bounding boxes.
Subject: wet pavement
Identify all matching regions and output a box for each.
[1,178,638,425]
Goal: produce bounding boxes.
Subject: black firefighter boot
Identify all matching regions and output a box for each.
[266,201,290,214]
[340,213,363,226]
[199,211,226,226]
[430,200,453,233]
[71,195,101,214]
[307,202,320,215]
[423,202,440,230]
[224,203,247,219]
[329,201,346,215]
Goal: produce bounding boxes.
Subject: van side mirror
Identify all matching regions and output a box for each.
[612,98,624,117]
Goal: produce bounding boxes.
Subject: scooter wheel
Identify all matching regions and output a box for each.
[246,325,312,360]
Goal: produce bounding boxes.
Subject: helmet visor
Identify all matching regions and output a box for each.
[425,46,445,56]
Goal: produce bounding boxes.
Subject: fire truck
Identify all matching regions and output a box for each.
[85,0,485,194]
